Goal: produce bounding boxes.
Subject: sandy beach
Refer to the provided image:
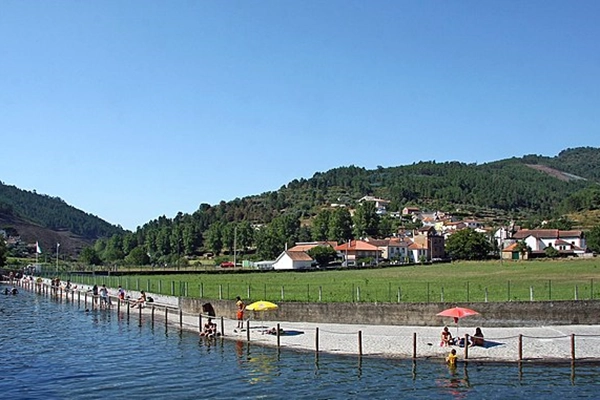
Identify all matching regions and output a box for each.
[190,314,600,363]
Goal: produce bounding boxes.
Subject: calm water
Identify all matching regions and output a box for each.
[1,285,599,399]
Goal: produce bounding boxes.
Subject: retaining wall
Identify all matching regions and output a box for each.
[180,298,600,327]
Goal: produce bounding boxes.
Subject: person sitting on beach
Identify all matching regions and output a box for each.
[264,327,284,336]
[441,326,454,346]
[200,320,218,338]
[446,349,458,367]
[131,291,147,309]
[471,327,484,347]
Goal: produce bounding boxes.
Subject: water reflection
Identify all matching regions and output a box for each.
[435,362,471,399]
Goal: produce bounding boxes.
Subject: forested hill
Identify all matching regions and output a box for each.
[199,146,600,225]
[3,147,600,261]
[0,181,124,251]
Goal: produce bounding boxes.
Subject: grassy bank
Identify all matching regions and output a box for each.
[65,258,600,303]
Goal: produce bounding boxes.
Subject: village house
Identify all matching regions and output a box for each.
[272,250,315,270]
[334,240,381,267]
[502,229,588,259]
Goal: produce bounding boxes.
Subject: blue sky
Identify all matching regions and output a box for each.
[1,1,598,231]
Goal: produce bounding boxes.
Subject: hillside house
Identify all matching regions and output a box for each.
[358,196,390,215]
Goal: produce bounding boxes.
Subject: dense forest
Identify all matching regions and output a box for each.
[3,147,600,265]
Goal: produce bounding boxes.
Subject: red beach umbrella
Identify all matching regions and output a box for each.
[437,307,480,336]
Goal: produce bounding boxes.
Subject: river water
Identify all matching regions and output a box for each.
[1,285,599,399]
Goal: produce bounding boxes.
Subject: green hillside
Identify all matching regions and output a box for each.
[3,147,600,263]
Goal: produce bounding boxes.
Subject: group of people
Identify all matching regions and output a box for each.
[441,326,484,348]
[442,326,485,367]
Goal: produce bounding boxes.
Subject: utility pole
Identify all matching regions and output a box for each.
[233,225,237,267]
[56,243,60,273]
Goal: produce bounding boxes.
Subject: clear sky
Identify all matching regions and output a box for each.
[1,1,598,231]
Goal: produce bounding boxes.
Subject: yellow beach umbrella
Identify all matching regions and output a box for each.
[246,300,278,312]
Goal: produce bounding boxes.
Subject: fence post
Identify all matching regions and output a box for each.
[179,309,183,330]
[574,285,579,301]
[507,280,511,301]
[484,287,488,303]
[358,331,363,356]
[315,327,320,354]
[412,332,417,359]
[397,287,401,303]
[165,307,168,328]
[277,323,281,348]
[281,286,285,300]
[548,279,552,300]
[221,317,224,337]
[518,334,523,361]
[246,320,250,342]
[357,286,360,302]
[441,287,444,303]
[219,285,223,300]
[427,282,430,303]
[200,282,203,298]
[571,334,576,361]
[319,286,322,302]
[151,306,155,327]
[171,281,175,296]
[247,285,251,300]
[530,286,534,302]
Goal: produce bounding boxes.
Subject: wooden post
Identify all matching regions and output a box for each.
[315,327,320,354]
[165,307,168,328]
[246,319,250,342]
[151,306,155,327]
[199,313,202,334]
[358,330,363,356]
[518,334,523,361]
[413,332,417,359]
[571,334,576,361]
[276,323,281,348]
[221,316,224,337]
[179,309,183,330]
[138,302,142,325]
[464,335,469,359]
[117,298,121,313]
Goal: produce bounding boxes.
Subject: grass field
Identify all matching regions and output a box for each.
[65,258,600,303]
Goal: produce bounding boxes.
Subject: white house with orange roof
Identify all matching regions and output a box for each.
[272,250,315,270]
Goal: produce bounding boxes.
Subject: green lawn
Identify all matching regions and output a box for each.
[66,258,600,303]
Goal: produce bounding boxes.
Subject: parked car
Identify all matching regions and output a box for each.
[220,261,235,268]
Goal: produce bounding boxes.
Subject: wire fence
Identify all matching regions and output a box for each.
[40,272,599,303]
[14,277,600,363]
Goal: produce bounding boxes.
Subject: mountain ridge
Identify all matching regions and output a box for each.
[2,146,600,258]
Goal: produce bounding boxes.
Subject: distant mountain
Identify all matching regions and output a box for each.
[0,181,124,256]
